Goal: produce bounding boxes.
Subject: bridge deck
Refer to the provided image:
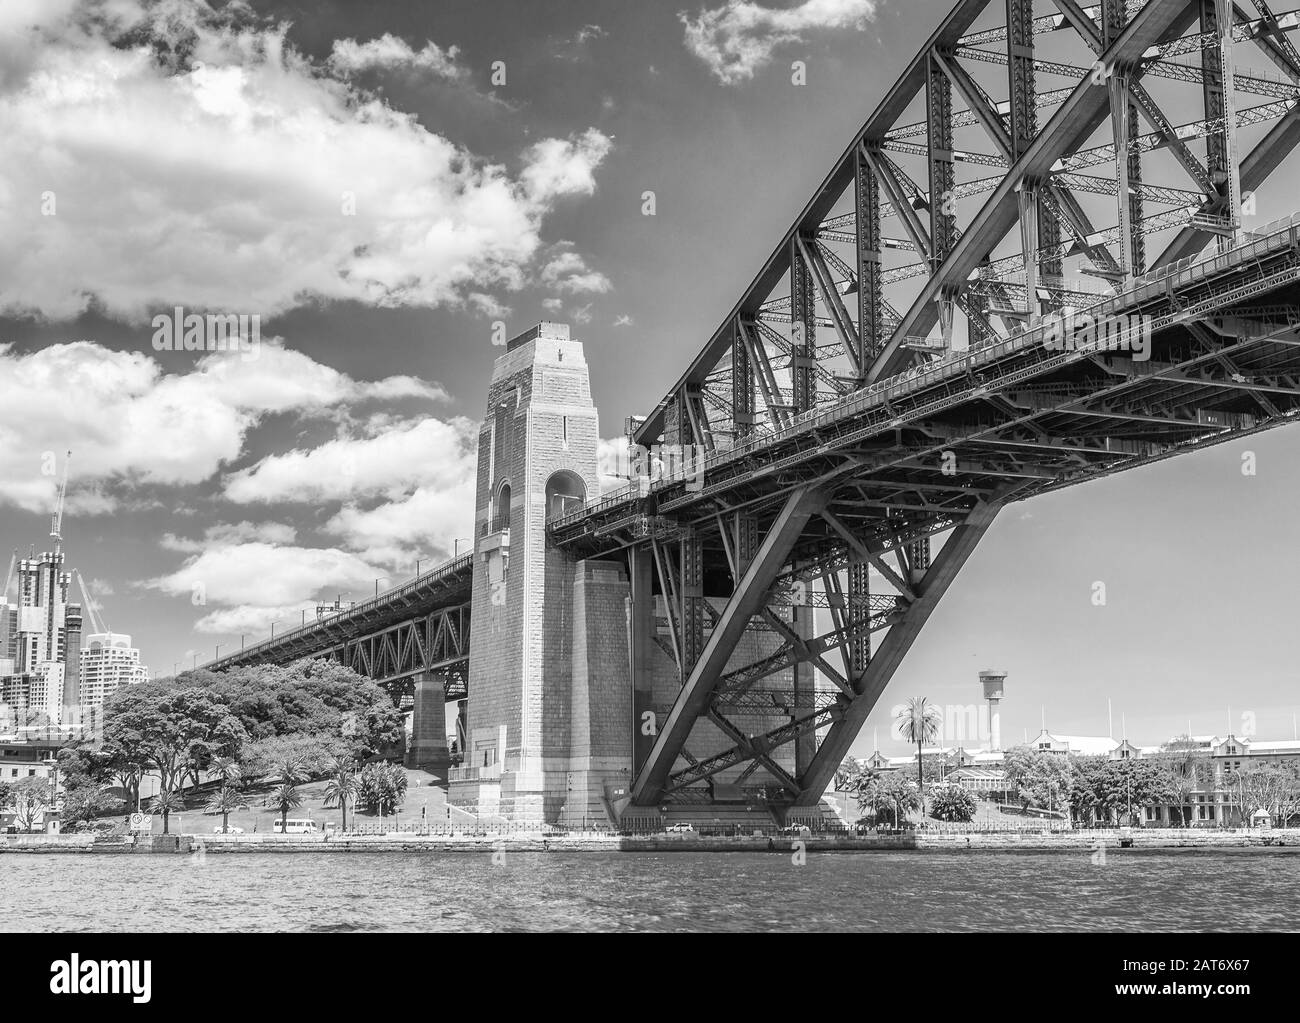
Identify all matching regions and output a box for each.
[551,213,1300,570]
[207,553,473,678]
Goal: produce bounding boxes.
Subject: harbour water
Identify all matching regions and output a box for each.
[3,850,1297,931]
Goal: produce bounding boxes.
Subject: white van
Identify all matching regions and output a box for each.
[273,819,318,834]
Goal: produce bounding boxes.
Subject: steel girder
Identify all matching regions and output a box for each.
[632,0,1300,450]
[556,0,1300,810]
[629,484,831,804]
[317,603,470,694]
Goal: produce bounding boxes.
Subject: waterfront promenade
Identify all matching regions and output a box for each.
[6,826,1299,854]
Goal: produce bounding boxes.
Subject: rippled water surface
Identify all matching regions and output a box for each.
[3,850,1296,931]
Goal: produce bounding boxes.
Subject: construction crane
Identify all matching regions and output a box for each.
[49,450,71,555]
[74,569,109,637]
[1,548,15,604]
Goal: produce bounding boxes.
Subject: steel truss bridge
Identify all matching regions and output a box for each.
[553,0,1300,809]
[210,0,1300,815]
[210,555,472,708]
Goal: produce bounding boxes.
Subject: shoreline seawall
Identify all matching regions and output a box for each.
[4,827,1300,854]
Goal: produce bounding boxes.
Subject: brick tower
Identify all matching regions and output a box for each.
[454,323,632,824]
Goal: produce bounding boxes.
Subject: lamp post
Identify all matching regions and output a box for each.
[270,620,282,639]
[454,538,470,557]
[240,634,247,650]
[215,644,222,662]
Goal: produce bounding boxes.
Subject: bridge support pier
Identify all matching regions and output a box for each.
[406,672,451,785]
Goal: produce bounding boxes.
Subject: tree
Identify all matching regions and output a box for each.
[1157,736,1210,826]
[10,776,52,832]
[210,756,243,789]
[357,761,408,817]
[1226,763,1300,826]
[185,660,402,759]
[322,758,360,831]
[103,685,246,798]
[1020,752,1075,815]
[267,783,303,833]
[930,785,977,822]
[150,790,184,835]
[61,787,122,829]
[835,755,863,790]
[895,697,942,812]
[206,785,244,834]
[853,771,920,827]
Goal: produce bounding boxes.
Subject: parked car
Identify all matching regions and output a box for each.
[212,825,245,835]
[665,822,695,833]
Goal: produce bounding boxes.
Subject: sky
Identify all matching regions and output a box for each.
[1,0,1299,755]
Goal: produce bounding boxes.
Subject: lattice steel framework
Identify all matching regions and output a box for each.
[552,0,1300,812]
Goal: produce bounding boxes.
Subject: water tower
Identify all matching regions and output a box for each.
[980,670,1007,751]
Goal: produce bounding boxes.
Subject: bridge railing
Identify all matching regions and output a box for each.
[549,212,1300,531]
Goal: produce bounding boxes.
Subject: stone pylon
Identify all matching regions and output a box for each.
[452,323,632,824]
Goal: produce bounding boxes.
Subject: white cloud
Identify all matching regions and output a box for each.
[329,34,463,78]
[570,303,594,325]
[223,416,477,505]
[192,602,319,637]
[0,1,613,321]
[324,483,476,567]
[681,0,876,84]
[540,249,612,295]
[542,297,564,313]
[520,128,614,205]
[598,435,632,495]
[145,541,381,611]
[613,314,634,327]
[0,340,445,513]
[161,521,298,553]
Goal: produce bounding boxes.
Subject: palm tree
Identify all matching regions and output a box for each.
[206,784,244,834]
[150,790,184,835]
[896,696,943,815]
[272,754,307,786]
[267,783,302,834]
[321,758,359,831]
[211,756,243,789]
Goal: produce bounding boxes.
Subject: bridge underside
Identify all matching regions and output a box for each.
[550,0,1300,816]
[556,240,1300,814]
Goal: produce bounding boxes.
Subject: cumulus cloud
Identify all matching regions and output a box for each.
[223,417,477,505]
[681,0,876,84]
[540,248,612,295]
[0,0,613,321]
[329,34,463,78]
[324,483,476,567]
[0,340,445,514]
[520,129,614,205]
[145,541,384,634]
[161,521,298,553]
[221,415,478,566]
